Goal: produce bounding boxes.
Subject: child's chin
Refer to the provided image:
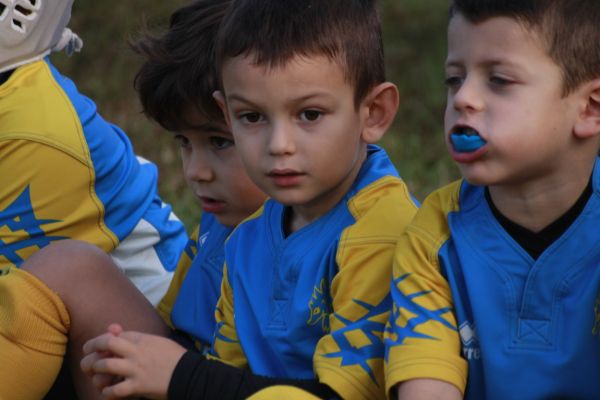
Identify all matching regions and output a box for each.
[214,214,238,228]
[463,177,489,186]
[459,169,492,187]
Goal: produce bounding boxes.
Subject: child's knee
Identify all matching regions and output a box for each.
[21,239,119,299]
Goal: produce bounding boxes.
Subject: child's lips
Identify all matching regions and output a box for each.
[447,125,489,163]
[267,169,305,187]
[450,145,488,163]
[198,196,226,213]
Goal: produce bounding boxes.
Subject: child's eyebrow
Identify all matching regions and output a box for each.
[445,58,523,70]
[444,59,463,69]
[225,93,253,105]
[293,92,337,103]
[227,91,336,106]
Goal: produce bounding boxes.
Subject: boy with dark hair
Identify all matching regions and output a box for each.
[132,0,266,352]
[385,0,600,399]
[1,0,267,398]
[83,0,418,398]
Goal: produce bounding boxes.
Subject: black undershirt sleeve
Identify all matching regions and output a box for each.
[168,350,340,400]
[0,69,14,85]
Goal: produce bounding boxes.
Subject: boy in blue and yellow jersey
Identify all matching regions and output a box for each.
[0,0,187,306]
[131,0,266,353]
[1,0,270,398]
[385,1,600,399]
[0,0,266,399]
[0,0,191,398]
[82,0,418,399]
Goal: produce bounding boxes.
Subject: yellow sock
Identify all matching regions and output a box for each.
[0,266,70,400]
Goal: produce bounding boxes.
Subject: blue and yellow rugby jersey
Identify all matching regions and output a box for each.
[0,59,188,304]
[159,213,233,351]
[385,157,600,399]
[212,145,418,399]
[158,225,200,326]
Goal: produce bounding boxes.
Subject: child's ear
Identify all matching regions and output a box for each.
[360,82,399,144]
[213,90,231,127]
[574,79,600,139]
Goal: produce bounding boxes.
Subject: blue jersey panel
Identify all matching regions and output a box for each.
[441,158,600,399]
[226,199,351,378]
[171,213,232,346]
[48,60,186,270]
[48,60,155,240]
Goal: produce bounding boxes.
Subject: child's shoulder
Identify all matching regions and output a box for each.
[340,145,419,241]
[1,60,87,157]
[347,145,417,210]
[404,179,466,246]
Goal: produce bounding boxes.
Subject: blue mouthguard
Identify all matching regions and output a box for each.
[450,132,486,153]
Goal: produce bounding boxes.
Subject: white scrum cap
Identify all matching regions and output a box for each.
[0,0,83,73]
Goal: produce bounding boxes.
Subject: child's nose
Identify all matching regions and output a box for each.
[186,152,215,182]
[452,78,484,113]
[268,121,296,156]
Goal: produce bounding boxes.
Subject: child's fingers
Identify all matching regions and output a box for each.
[92,357,134,377]
[82,332,113,355]
[117,330,143,342]
[83,333,133,358]
[91,372,117,391]
[102,378,137,399]
[107,323,123,336]
[80,351,103,375]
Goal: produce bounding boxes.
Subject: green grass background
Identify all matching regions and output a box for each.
[53,0,459,229]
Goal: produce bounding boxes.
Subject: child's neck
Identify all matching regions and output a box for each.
[282,147,368,236]
[283,203,330,236]
[487,179,592,259]
[488,167,594,233]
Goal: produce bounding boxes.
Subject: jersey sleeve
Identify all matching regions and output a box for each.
[0,139,117,267]
[384,187,467,395]
[210,264,248,368]
[157,225,200,326]
[313,178,418,399]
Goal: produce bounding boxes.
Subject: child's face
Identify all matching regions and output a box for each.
[218,55,369,224]
[177,113,266,227]
[444,14,583,187]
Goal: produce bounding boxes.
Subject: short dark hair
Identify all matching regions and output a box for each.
[216,0,385,105]
[132,0,231,131]
[449,0,600,95]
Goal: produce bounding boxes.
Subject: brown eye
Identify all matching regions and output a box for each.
[210,136,234,150]
[240,112,264,124]
[300,110,322,122]
[174,134,190,148]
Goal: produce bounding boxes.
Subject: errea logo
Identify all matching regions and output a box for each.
[199,232,209,248]
[460,321,481,360]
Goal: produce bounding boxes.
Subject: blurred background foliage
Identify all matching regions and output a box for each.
[53,0,458,230]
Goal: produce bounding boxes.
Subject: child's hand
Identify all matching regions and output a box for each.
[81,325,186,399]
[80,324,125,392]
